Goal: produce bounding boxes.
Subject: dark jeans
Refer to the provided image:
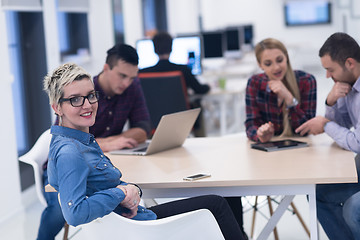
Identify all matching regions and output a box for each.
[37,169,66,240]
[226,197,247,238]
[316,154,360,240]
[150,195,246,240]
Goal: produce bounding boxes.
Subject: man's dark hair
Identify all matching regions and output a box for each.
[106,43,139,69]
[152,32,173,55]
[319,32,360,66]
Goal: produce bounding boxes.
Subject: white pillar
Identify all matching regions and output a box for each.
[0,7,23,224]
[87,0,115,75]
[122,0,143,47]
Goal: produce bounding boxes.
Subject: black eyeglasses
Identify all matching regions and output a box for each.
[59,91,99,107]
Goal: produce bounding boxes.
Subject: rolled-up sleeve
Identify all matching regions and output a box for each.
[54,144,126,226]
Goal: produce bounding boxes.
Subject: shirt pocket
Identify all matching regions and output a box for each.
[91,157,121,187]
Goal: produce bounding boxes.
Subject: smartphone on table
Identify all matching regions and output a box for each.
[183,173,211,181]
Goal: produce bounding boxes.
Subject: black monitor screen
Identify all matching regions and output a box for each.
[284,1,331,26]
[202,31,224,58]
[244,25,253,44]
[225,29,240,51]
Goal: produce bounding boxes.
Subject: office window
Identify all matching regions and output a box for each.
[6,11,28,155]
[142,0,167,36]
[57,12,90,63]
[112,0,125,44]
[6,11,51,191]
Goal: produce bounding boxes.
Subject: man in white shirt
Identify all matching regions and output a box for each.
[296,32,360,240]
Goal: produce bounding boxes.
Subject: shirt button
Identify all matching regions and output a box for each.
[104,164,107,167]
[109,111,112,115]
[100,155,103,158]
[106,126,110,131]
[107,96,111,100]
[93,140,96,143]
[68,202,72,206]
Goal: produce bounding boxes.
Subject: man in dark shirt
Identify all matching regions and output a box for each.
[140,32,211,137]
[91,43,151,152]
[139,32,210,95]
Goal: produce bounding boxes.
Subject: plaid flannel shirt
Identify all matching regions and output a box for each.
[245,70,317,142]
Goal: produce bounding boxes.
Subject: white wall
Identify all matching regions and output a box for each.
[167,0,360,51]
[0,8,23,224]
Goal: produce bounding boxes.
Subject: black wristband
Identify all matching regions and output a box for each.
[128,183,142,197]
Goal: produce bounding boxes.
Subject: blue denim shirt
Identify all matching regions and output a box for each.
[48,126,127,226]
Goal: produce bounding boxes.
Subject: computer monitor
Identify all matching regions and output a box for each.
[225,27,243,51]
[170,35,202,75]
[243,25,254,45]
[284,0,331,26]
[201,31,225,58]
[136,36,202,75]
[136,39,159,70]
[224,26,244,58]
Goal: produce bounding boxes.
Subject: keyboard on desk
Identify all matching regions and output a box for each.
[134,146,148,152]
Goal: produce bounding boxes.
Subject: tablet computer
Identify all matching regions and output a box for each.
[251,139,308,152]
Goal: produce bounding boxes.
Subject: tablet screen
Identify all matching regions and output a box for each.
[251,139,308,152]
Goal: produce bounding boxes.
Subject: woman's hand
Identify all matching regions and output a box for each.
[257,122,275,143]
[117,184,141,219]
[268,80,293,106]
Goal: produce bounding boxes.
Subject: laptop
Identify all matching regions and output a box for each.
[251,139,308,152]
[109,108,201,156]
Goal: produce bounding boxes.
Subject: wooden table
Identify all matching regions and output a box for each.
[107,133,357,240]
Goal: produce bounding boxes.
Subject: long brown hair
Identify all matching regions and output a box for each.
[255,38,300,136]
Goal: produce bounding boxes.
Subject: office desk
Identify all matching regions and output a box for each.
[108,133,357,240]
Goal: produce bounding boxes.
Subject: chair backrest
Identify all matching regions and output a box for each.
[138,71,190,130]
[78,209,225,240]
[19,129,51,206]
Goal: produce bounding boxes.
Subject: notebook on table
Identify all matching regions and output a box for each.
[109,108,201,156]
[251,139,308,152]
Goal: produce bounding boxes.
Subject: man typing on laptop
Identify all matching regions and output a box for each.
[90,43,151,152]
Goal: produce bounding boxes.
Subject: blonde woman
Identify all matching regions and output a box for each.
[245,38,317,142]
[43,63,246,240]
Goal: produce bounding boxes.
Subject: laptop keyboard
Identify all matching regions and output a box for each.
[134,147,148,152]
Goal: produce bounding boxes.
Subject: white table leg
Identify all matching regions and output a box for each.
[256,195,295,240]
[308,185,319,240]
[220,96,226,136]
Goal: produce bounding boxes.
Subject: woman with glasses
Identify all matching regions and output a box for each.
[43,63,246,240]
[245,38,317,142]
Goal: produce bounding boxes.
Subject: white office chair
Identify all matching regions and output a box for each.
[76,209,225,240]
[19,129,70,240]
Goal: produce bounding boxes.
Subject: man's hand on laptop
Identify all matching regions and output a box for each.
[96,136,138,152]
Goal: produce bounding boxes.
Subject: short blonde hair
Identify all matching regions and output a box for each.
[43,63,92,105]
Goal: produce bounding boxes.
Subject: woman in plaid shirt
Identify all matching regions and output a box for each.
[245,38,317,142]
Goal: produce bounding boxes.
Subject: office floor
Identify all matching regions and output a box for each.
[0,52,333,240]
